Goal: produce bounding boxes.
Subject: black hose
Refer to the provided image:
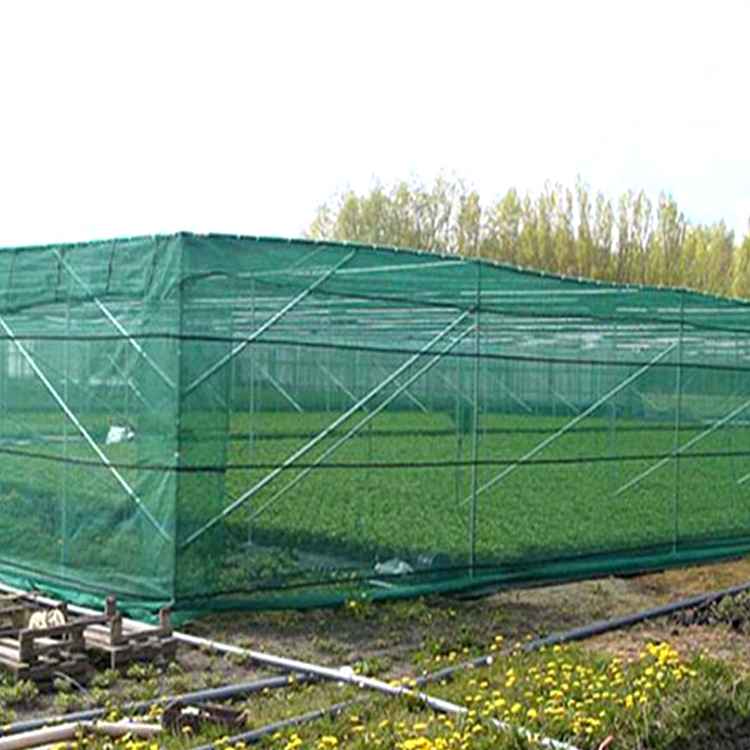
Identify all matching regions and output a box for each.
[524,578,750,652]
[190,577,750,749]
[222,699,357,745]
[0,673,315,737]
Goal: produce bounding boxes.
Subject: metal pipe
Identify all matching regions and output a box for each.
[0,316,171,543]
[175,631,456,708]
[180,310,472,548]
[0,671,310,737]
[179,635,579,750]
[0,721,161,750]
[183,252,354,397]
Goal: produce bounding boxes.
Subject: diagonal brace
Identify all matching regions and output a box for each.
[617,395,750,496]
[0,316,172,544]
[465,343,677,503]
[106,354,149,408]
[551,388,581,414]
[54,251,176,390]
[180,310,472,549]
[374,363,429,413]
[318,363,367,411]
[257,364,304,413]
[183,251,355,398]
[434,369,473,407]
[242,323,476,527]
[489,370,533,413]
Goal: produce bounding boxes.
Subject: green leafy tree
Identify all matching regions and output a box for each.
[308,176,749,300]
[731,224,750,298]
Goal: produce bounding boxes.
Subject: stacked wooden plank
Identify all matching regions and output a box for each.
[83,596,177,669]
[0,594,178,680]
[0,607,109,682]
[0,594,29,630]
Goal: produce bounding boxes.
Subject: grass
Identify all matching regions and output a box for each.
[226,411,747,560]
[23,635,750,749]
[3,562,750,747]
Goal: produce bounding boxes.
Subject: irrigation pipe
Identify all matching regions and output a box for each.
[0,578,474,706]
[6,577,750,749]
[0,583,576,750]
[170,631,580,750]
[191,577,750,750]
[0,674,315,738]
[0,720,161,750]
[523,577,750,651]
[189,683,578,750]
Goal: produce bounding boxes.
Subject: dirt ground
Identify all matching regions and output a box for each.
[191,556,750,667]
[7,556,750,722]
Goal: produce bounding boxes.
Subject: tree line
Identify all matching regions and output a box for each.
[308,178,750,299]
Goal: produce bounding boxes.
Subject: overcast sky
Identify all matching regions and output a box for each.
[0,0,747,247]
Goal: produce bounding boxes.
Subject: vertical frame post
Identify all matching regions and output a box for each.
[469,259,482,574]
[672,293,684,554]
[61,296,70,571]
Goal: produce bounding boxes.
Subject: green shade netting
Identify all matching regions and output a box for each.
[0,232,748,619]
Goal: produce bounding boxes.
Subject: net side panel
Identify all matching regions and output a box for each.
[0,237,180,615]
[171,235,750,614]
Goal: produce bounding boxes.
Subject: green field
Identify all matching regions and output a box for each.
[2,401,749,610]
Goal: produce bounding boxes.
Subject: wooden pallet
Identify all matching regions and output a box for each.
[0,610,109,682]
[0,594,31,630]
[84,597,177,669]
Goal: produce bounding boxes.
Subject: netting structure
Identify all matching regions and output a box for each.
[0,232,749,619]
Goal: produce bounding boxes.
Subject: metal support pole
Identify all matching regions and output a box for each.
[62,300,70,571]
[183,252,355,397]
[54,251,176,390]
[466,343,678,504]
[247,277,257,547]
[673,297,684,552]
[455,345,463,508]
[180,311,473,549]
[0,316,171,543]
[469,262,481,573]
[242,324,475,527]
